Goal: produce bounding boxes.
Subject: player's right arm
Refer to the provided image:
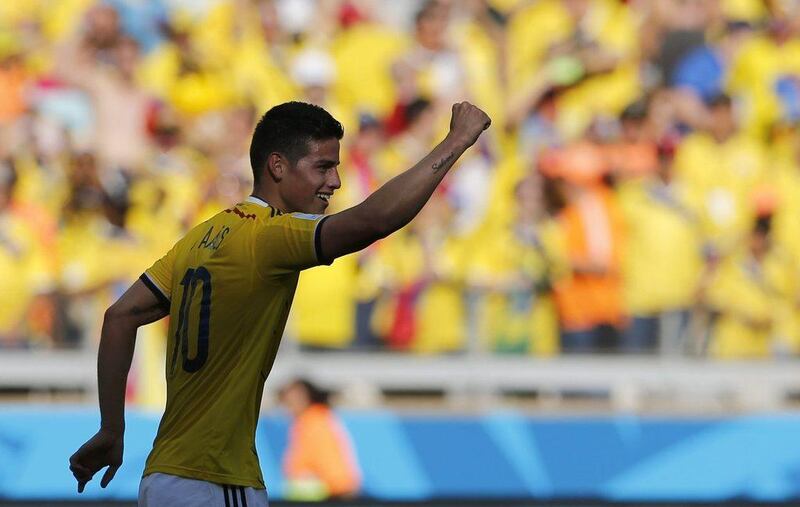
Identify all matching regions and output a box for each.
[69,280,169,492]
[318,102,491,261]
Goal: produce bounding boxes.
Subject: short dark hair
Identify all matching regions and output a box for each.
[405,97,432,126]
[707,93,733,109]
[284,378,330,406]
[249,101,344,184]
[620,98,648,122]
[416,0,438,24]
[754,214,772,236]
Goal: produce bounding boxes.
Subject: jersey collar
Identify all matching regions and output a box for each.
[246,195,270,207]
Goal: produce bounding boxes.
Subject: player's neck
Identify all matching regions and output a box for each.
[251,187,288,213]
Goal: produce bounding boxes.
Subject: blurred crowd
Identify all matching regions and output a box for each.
[2,0,800,359]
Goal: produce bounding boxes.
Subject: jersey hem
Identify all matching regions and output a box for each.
[143,464,266,489]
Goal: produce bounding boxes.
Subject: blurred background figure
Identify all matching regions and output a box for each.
[279,378,361,501]
[705,212,798,358]
[542,140,626,353]
[470,171,563,355]
[617,132,703,355]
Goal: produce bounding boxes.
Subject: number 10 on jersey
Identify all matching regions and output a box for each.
[170,267,212,375]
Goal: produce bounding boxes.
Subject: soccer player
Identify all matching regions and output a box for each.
[69,101,490,505]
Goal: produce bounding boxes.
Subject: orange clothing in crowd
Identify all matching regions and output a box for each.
[0,60,27,122]
[283,404,361,498]
[605,142,658,177]
[553,186,625,330]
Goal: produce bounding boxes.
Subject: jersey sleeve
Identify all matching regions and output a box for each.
[257,212,333,275]
[140,243,177,312]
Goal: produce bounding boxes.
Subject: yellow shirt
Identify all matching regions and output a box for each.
[142,196,330,488]
[291,254,357,349]
[728,35,800,137]
[331,23,410,117]
[673,132,767,253]
[469,219,564,355]
[0,212,49,335]
[507,0,639,138]
[618,178,703,314]
[707,248,796,358]
[771,160,800,263]
[373,227,467,354]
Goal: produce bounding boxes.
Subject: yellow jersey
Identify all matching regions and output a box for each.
[140,195,330,488]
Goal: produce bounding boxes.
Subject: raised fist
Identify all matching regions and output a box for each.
[448,101,491,147]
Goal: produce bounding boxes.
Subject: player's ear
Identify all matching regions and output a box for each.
[266,153,287,182]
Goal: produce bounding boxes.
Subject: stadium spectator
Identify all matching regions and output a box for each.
[544,140,626,353]
[472,172,564,354]
[383,191,467,353]
[618,134,703,354]
[727,0,800,137]
[0,158,56,347]
[605,99,659,177]
[507,0,639,141]
[400,1,466,105]
[673,93,767,258]
[280,378,361,500]
[56,29,152,173]
[0,49,27,123]
[643,0,720,86]
[672,20,755,103]
[705,213,798,358]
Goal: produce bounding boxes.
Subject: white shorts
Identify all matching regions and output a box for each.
[139,472,268,507]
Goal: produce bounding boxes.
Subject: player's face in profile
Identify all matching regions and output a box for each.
[284,138,341,214]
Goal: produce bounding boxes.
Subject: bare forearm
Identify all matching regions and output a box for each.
[89,280,168,434]
[97,314,137,433]
[359,134,469,236]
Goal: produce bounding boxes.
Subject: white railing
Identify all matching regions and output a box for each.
[1,348,798,412]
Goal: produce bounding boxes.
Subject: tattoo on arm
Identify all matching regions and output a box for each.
[432,151,457,173]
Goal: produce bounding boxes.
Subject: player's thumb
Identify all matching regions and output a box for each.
[100,465,119,488]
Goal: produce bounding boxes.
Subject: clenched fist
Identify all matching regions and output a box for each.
[448,101,491,147]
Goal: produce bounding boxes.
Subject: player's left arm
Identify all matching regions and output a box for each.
[69,280,168,493]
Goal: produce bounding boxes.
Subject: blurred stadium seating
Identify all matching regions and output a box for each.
[2,0,800,503]
[3,0,800,360]
[2,0,800,398]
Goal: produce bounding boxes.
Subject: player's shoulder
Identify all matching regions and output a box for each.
[256,206,326,231]
[263,211,326,236]
[170,204,250,246]
[221,196,293,225]
[280,211,326,223]
[193,197,325,238]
